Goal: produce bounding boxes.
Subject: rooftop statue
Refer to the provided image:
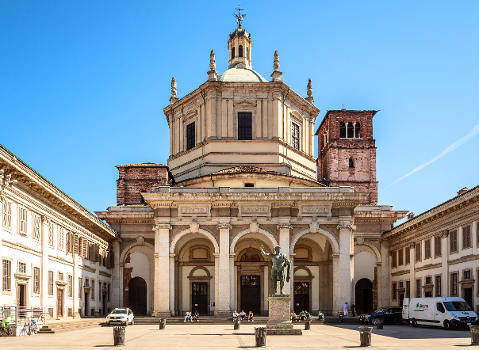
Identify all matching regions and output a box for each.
[260,245,291,296]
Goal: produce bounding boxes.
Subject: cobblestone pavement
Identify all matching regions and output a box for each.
[0,324,474,350]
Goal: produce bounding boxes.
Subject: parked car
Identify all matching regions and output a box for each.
[402,297,477,329]
[106,308,135,326]
[359,307,403,325]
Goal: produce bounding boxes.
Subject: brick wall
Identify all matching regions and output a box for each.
[116,164,170,205]
[316,110,378,204]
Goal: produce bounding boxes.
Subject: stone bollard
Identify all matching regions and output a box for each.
[113,326,126,346]
[375,317,384,329]
[255,327,266,347]
[358,326,373,347]
[159,318,166,330]
[305,319,311,330]
[234,318,240,330]
[470,325,479,346]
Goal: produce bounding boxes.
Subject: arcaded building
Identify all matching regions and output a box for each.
[97,18,406,318]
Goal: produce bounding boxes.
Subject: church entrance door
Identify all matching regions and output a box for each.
[355,279,373,314]
[240,275,260,315]
[293,281,310,313]
[192,282,208,315]
[128,277,147,315]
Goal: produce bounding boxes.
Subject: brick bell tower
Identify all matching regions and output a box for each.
[315,110,378,204]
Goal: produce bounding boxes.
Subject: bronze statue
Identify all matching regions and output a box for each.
[260,245,291,295]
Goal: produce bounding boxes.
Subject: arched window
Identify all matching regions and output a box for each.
[231,47,235,59]
[347,122,354,138]
[339,122,346,138]
[239,45,243,57]
[349,158,354,168]
[355,122,361,138]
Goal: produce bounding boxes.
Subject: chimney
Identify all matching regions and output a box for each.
[457,187,468,195]
[407,212,415,220]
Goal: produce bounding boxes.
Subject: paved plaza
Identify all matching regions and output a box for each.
[0,324,475,350]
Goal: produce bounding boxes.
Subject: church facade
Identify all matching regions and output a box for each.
[97,20,406,317]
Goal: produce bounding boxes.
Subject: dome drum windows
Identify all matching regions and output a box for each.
[292,122,301,150]
[237,112,252,140]
[239,45,244,57]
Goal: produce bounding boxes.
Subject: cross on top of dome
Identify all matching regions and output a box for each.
[233,5,246,28]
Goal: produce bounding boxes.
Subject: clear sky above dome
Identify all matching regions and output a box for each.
[0,1,477,223]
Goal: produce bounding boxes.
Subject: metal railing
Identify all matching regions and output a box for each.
[1,306,47,336]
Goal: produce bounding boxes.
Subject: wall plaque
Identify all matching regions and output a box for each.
[299,204,331,217]
[178,204,211,217]
[238,204,271,217]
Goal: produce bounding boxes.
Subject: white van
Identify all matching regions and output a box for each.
[403,297,477,329]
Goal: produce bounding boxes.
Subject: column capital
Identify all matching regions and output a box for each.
[153,223,171,231]
[332,253,340,259]
[169,253,176,258]
[217,223,232,230]
[229,253,236,259]
[336,224,353,232]
[277,223,293,230]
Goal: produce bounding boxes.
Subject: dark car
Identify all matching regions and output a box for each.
[359,307,403,325]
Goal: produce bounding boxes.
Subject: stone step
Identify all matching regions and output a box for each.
[38,326,55,334]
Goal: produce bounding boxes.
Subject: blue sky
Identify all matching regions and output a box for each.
[0,1,477,222]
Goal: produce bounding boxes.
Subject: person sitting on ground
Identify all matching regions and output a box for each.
[184,311,192,322]
[239,310,246,320]
[193,310,199,322]
[232,310,239,321]
[290,312,298,322]
[248,311,254,322]
[299,310,306,320]
[317,311,324,320]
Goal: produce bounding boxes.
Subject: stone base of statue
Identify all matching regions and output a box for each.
[266,296,302,335]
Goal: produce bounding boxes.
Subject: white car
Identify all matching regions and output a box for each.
[106,308,135,326]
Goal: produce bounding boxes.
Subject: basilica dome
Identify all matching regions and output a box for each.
[219,66,267,83]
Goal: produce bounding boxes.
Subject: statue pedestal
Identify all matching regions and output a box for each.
[266,296,302,335]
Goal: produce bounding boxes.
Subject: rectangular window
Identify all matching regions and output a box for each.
[91,280,95,300]
[392,282,397,300]
[292,122,300,150]
[32,213,41,242]
[67,275,73,298]
[33,267,40,294]
[398,248,404,266]
[425,276,432,285]
[186,122,196,150]
[58,272,64,281]
[18,261,26,274]
[2,260,11,291]
[462,225,471,249]
[18,206,28,235]
[424,239,431,259]
[48,222,55,248]
[391,251,397,268]
[237,112,252,140]
[66,232,72,254]
[58,227,64,251]
[463,269,471,280]
[48,271,54,295]
[81,238,88,258]
[416,278,422,297]
[405,247,410,265]
[406,280,411,298]
[415,242,421,262]
[450,272,458,296]
[450,230,458,253]
[434,236,441,257]
[435,275,441,297]
[2,199,12,229]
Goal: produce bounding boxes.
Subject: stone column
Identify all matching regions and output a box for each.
[169,254,175,316]
[41,216,49,313]
[215,223,231,316]
[379,240,390,307]
[153,223,171,317]
[263,265,269,313]
[441,231,449,296]
[336,222,353,313]
[112,239,121,308]
[229,254,235,311]
[278,224,292,295]
[331,253,340,314]
[409,243,416,298]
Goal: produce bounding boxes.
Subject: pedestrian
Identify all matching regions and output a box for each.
[343,302,349,317]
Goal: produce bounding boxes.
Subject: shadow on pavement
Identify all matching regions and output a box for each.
[328,324,471,339]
